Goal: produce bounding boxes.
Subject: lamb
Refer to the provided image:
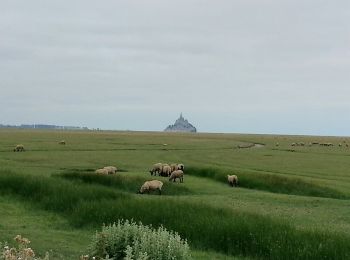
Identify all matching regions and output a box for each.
[13,144,25,152]
[161,165,172,177]
[139,180,163,195]
[58,140,66,145]
[150,163,163,176]
[227,175,238,187]
[103,166,117,174]
[95,168,109,175]
[169,170,184,183]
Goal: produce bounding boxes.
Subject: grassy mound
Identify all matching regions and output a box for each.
[57,171,192,195]
[0,171,349,259]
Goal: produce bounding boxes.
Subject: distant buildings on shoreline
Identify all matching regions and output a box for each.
[0,124,89,130]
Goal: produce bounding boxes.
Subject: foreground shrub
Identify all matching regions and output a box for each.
[87,219,191,260]
[0,235,49,260]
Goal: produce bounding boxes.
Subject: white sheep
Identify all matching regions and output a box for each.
[13,144,25,152]
[58,140,66,145]
[227,175,238,187]
[139,180,163,195]
[95,168,109,175]
[103,166,117,174]
[169,170,184,183]
[150,163,163,176]
[161,164,172,177]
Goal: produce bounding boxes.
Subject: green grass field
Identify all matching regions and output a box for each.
[1,129,350,259]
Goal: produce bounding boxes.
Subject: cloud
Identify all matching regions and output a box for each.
[0,0,349,135]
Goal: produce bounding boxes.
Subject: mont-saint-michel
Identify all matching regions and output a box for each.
[164,114,197,133]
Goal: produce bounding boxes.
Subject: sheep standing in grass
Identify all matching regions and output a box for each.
[169,170,184,183]
[227,175,238,187]
[58,140,66,145]
[139,180,163,195]
[95,168,109,175]
[150,163,163,176]
[104,166,117,174]
[13,144,25,152]
[161,165,172,177]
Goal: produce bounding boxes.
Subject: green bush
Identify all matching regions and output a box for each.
[87,219,191,260]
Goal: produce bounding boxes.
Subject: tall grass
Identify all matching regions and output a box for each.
[187,167,349,199]
[0,170,124,213]
[0,171,349,259]
[56,171,192,195]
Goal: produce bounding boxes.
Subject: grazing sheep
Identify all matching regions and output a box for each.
[150,163,163,176]
[169,170,184,183]
[227,175,238,187]
[275,142,279,147]
[339,143,343,147]
[58,140,66,145]
[95,168,109,175]
[291,143,296,147]
[177,163,185,171]
[139,180,163,195]
[13,144,25,152]
[103,166,117,174]
[299,142,305,146]
[161,165,172,177]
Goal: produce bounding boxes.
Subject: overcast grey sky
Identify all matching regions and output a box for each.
[1,0,349,135]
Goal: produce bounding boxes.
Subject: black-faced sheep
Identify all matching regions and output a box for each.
[139,180,163,195]
[103,166,117,174]
[227,175,238,187]
[169,170,184,183]
[95,168,109,175]
[13,144,25,152]
[177,163,185,171]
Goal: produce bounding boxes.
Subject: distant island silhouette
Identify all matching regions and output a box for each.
[164,113,197,133]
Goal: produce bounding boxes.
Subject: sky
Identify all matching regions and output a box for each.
[1,0,350,135]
